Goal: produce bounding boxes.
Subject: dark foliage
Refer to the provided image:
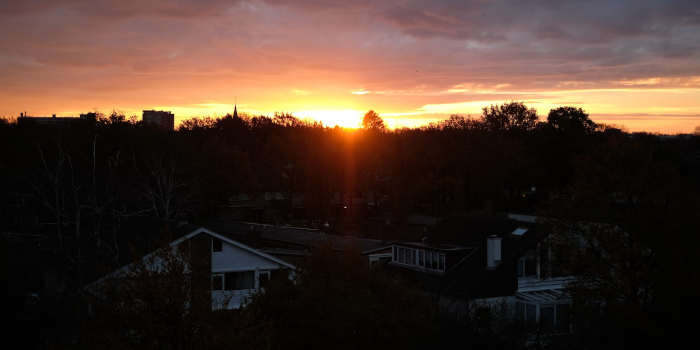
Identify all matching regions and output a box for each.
[1,102,698,348]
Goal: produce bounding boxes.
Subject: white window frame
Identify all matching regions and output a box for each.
[392,246,445,272]
[212,270,257,291]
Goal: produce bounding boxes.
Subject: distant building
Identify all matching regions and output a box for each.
[16,112,85,128]
[79,112,98,121]
[142,110,174,131]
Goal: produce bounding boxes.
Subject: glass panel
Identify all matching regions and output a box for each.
[432,251,438,269]
[541,306,555,330]
[516,302,525,321]
[418,250,424,266]
[238,271,255,289]
[556,304,570,332]
[411,249,416,265]
[525,258,537,277]
[426,251,432,269]
[393,246,397,262]
[224,271,255,290]
[439,254,445,271]
[259,271,270,288]
[526,304,536,324]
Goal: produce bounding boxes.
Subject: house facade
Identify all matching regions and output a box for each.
[88,227,296,311]
[366,214,576,333]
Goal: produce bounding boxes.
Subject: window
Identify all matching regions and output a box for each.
[556,304,570,332]
[259,271,271,288]
[526,304,537,324]
[224,271,255,290]
[212,238,222,252]
[438,254,445,271]
[516,302,525,319]
[425,251,432,269]
[211,274,223,290]
[393,246,398,262]
[525,258,537,277]
[418,250,424,266]
[540,306,555,330]
[517,253,537,278]
[397,247,417,265]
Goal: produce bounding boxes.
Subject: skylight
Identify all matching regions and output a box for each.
[512,227,528,236]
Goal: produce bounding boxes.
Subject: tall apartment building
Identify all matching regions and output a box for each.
[142,110,174,131]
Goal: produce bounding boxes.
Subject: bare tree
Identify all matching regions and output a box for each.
[137,152,185,221]
[35,143,67,251]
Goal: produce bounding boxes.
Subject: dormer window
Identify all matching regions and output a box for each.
[393,245,445,272]
[212,238,222,252]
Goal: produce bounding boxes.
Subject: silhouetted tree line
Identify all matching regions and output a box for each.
[1,103,699,348]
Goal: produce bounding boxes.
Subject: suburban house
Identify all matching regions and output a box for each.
[196,220,389,266]
[364,213,576,333]
[87,220,392,312]
[87,226,296,311]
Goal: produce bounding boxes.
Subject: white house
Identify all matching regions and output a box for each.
[87,226,296,311]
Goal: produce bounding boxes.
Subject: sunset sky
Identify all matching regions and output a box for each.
[1,0,700,133]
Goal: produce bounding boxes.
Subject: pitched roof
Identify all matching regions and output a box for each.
[86,225,296,291]
[197,220,388,253]
[171,227,295,269]
[384,213,550,300]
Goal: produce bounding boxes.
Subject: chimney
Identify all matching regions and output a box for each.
[487,235,502,269]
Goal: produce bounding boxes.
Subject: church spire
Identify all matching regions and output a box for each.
[233,104,238,119]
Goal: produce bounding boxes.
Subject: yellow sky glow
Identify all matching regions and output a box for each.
[7,85,700,134]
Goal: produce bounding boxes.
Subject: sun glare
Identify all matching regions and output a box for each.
[294,109,364,128]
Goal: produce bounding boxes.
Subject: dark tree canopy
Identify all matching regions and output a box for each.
[481,102,538,132]
[547,106,597,135]
[2,103,699,349]
[362,110,385,130]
